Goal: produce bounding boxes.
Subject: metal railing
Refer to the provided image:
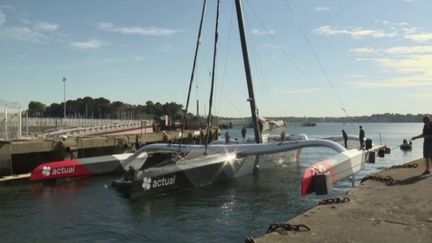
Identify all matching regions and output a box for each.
[0,103,21,140]
[0,108,148,140]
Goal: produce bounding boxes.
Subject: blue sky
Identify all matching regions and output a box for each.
[1,0,431,117]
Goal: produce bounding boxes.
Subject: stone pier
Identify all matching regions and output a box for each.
[251,158,432,243]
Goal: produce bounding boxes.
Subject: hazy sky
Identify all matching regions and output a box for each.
[1,0,431,117]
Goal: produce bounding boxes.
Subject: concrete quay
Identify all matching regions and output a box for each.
[252,158,432,243]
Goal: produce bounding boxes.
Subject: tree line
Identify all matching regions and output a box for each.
[27,97,184,120]
[27,97,430,123]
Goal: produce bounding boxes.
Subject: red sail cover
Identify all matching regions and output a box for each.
[30,160,93,181]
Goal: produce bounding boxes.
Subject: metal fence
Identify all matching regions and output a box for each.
[0,101,147,139]
[31,118,143,138]
[0,101,22,140]
[23,117,139,129]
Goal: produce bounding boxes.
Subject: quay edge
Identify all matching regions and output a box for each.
[250,158,432,243]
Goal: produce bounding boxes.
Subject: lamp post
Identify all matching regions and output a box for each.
[63,76,66,119]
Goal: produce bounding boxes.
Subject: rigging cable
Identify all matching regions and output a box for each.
[243,1,272,112]
[205,0,221,153]
[282,0,351,119]
[179,0,207,152]
[245,1,353,125]
[214,0,240,117]
[244,2,317,88]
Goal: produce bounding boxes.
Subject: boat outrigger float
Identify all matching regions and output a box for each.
[301,144,390,197]
[30,154,132,181]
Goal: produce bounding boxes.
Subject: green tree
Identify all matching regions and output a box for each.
[28,97,186,120]
[28,101,46,117]
[45,103,63,117]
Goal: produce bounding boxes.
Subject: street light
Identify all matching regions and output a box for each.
[63,76,66,119]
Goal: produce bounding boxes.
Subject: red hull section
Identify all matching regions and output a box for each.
[301,168,314,197]
[30,160,93,181]
[301,160,334,197]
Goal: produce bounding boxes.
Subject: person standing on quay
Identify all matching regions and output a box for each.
[199,128,204,144]
[241,127,247,143]
[225,131,230,144]
[342,129,348,148]
[280,130,286,141]
[162,131,169,143]
[359,126,365,149]
[412,116,432,175]
[135,135,141,150]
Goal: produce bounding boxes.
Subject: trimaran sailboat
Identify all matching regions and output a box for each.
[111,0,390,200]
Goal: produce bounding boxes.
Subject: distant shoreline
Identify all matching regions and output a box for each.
[219,113,431,124]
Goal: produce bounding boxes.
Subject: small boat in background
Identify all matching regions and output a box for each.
[400,139,412,151]
[302,116,316,127]
[302,122,316,127]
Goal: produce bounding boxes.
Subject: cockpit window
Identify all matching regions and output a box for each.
[141,152,176,169]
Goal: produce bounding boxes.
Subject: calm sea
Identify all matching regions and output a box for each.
[0,123,424,242]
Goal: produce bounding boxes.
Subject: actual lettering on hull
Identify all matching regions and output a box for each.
[41,166,76,177]
[142,175,176,191]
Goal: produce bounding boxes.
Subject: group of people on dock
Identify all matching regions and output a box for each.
[341,125,365,149]
[341,117,432,176]
[224,126,248,144]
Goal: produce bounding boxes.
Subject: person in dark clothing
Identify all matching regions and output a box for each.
[359,126,365,149]
[225,131,230,144]
[162,131,169,143]
[342,129,348,148]
[135,135,141,150]
[280,131,286,141]
[258,120,263,133]
[412,116,432,175]
[241,127,247,143]
[199,128,204,144]
[124,166,136,181]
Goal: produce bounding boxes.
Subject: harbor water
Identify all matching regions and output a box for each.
[0,123,424,242]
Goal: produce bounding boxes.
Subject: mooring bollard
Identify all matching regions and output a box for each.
[365,138,373,150]
[368,151,376,163]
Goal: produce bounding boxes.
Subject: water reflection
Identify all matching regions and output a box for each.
[30,177,91,198]
[123,161,315,239]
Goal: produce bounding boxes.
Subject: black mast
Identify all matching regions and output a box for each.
[204,0,221,152]
[234,0,262,144]
[179,0,207,152]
